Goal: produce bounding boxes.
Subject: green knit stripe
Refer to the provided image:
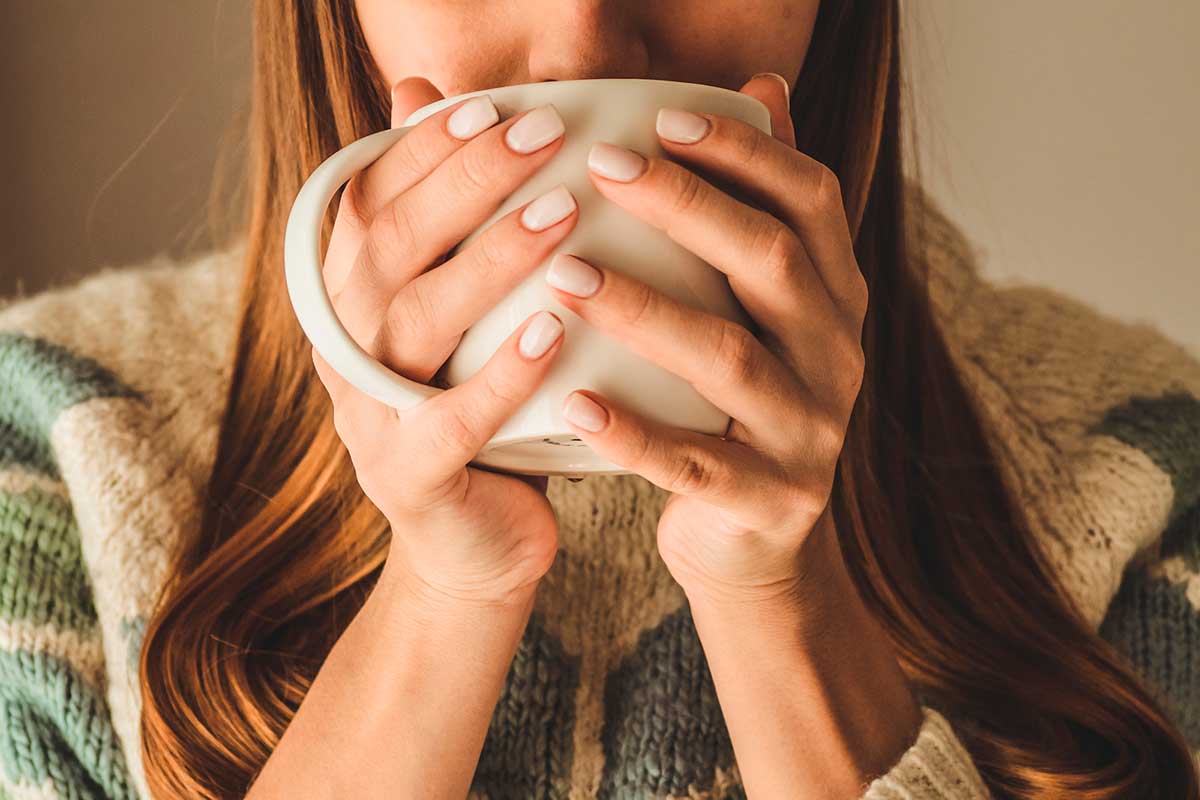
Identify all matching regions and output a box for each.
[471,609,580,799]
[0,649,136,800]
[598,602,739,799]
[0,487,97,631]
[1090,390,1200,522]
[0,332,144,480]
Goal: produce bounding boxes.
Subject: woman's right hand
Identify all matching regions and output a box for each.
[310,77,578,607]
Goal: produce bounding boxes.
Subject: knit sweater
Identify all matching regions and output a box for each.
[1,196,1198,800]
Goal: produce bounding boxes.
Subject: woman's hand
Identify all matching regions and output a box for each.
[547,73,868,607]
[312,77,578,607]
[547,72,920,799]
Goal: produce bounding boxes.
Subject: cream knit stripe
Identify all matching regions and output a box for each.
[48,395,214,800]
[1041,435,1176,628]
[861,708,990,799]
[0,619,104,686]
[0,777,60,800]
[0,247,245,388]
[541,472,682,797]
[4,250,244,800]
[1147,556,1200,610]
[0,466,68,500]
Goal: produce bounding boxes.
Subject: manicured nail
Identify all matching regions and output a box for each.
[656,108,710,144]
[562,391,608,431]
[519,311,563,359]
[447,95,500,140]
[505,104,566,154]
[587,142,647,182]
[750,71,791,103]
[521,184,576,231]
[546,253,601,297]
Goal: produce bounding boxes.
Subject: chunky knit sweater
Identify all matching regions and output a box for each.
[1,196,1198,799]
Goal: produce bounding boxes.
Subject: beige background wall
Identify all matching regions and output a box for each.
[905,0,1198,354]
[0,3,251,299]
[3,3,1196,351]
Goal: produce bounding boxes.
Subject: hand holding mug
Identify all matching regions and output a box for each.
[309,77,579,606]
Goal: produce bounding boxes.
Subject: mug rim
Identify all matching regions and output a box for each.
[402,77,761,127]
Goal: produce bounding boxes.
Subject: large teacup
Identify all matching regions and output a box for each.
[284,78,771,477]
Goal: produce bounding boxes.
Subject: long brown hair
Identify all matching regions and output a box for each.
[138,1,1199,797]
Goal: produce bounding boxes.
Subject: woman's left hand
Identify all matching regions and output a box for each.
[548,73,869,606]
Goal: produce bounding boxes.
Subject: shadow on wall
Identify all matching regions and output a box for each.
[0,2,252,299]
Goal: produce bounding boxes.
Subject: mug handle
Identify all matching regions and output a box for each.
[284,125,442,413]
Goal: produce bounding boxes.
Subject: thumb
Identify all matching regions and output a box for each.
[390,76,446,129]
[740,72,795,149]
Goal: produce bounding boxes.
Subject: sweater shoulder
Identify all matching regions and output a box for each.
[0,242,246,799]
[0,243,246,388]
[906,184,1200,627]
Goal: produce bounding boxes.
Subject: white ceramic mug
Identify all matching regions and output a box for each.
[284,78,770,478]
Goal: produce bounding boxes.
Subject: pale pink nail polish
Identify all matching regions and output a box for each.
[562,392,608,431]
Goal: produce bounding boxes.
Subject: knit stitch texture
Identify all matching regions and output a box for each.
[1,193,1198,799]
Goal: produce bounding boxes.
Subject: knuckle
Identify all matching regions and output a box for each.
[626,425,657,471]
[482,361,526,406]
[388,279,439,350]
[756,220,802,284]
[427,402,480,457]
[848,272,870,315]
[667,448,717,495]
[810,162,843,212]
[785,478,831,521]
[339,174,374,232]
[811,410,848,463]
[366,198,419,273]
[669,169,707,217]
[474,226,511,275]
[732,122,768,165]
[710,321,759,387]
[830,335,866,400]
[453,143,497,197]
[619,279,659,329]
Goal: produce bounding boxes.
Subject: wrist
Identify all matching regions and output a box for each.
[680,511,853,638]
[376,556,540,625]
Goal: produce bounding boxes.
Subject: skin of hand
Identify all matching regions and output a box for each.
[312,80,584,607]
[550,73,865,608]
[547,73,924,796]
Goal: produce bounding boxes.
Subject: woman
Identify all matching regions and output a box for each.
[2,0,1198,798]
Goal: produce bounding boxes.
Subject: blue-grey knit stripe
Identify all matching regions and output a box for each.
[1089,390,1200,522]
[0,650,138,799]
[0,332,145,480]
[598,602,738,798]
[0,486,97,630]
[1100,563,1200,748]
[470,609,580,799]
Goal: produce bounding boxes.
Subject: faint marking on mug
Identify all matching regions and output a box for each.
[542,436,586,447]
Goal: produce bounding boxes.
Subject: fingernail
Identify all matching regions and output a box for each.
[587,142,647,182]
[656,108,710,144]
[562,391,608,432]
[519,311,564,359]
[521,184,576,231]
[505,104,566,154]
[750,71,791,103]
[546,253,601,298]
[447,95,500,140]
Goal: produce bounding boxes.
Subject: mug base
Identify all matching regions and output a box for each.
[470,430,632,478]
